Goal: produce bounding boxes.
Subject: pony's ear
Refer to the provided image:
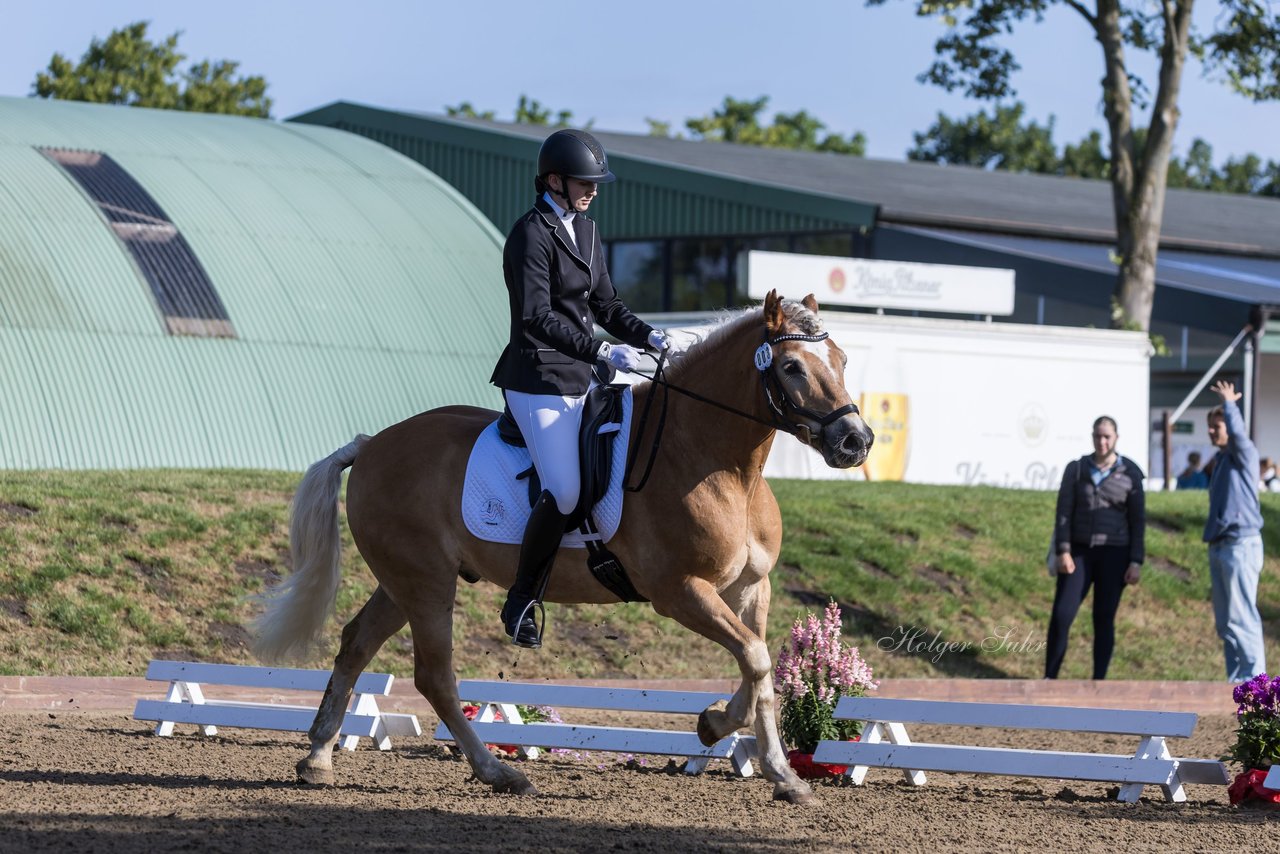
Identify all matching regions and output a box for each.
[764,289,785,333]
[801,293,820,314]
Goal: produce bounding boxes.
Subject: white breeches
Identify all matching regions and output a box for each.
[503,386,591,515]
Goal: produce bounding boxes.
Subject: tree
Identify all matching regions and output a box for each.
[911,101,1280,191]
[31,21,271,118]
[870,0,1280,331]
[444,102,496,121]
[444,95,583,127]
[908,102,1059,171]
[678,96,867,155]
[1060,130,1109,180]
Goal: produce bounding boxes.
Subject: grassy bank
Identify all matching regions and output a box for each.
[1,470,1277,681]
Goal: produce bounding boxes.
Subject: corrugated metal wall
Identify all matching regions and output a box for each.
[292,102,872,240]
[0,97,509,470]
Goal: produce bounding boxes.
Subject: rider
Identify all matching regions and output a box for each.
[491,128,673,648]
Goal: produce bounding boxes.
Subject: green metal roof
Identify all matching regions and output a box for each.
[288,101,879,240]
[0,96,508,470]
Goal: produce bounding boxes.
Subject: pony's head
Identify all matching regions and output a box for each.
[762,289,874,469]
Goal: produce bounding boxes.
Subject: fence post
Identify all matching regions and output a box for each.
[1163,410,1173,491]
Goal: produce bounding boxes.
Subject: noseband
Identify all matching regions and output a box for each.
[625,327,860,492]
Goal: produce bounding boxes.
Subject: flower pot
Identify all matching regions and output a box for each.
[1228,768,1280,807]
[787,749,846,779]
[786,736,859,780]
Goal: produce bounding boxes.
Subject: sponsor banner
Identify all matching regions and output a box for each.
[745,250,1015,316]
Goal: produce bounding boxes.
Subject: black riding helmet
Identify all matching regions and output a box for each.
[538,129,616,185]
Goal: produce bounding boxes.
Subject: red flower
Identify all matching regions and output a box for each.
[461,704,519,756]
[786,736,860,780]
[1228,768,1280,806]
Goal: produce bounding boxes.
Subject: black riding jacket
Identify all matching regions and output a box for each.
[1053,454,1146,565]
[490,197,653,396]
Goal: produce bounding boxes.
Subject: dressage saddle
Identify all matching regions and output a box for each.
[495,383,646,603]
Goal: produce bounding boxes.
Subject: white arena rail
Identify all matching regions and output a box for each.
[813,696,1227,802]
[434,680,757,776]
[133,660,420,751]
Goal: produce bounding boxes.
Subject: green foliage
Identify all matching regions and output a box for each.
[1193,0,1280,101]
[515,94,575,127]
[645,118,673,137]
[31,21,271,118]
[780,688,862,754]
[445,101,496,120]
[908,102,1058,172]
[1227,713,1280,769]
[1059,130,1109,179]
[875,0,1280,106]
[912,102,1280,197]
[445,95,582,127]
[1167,138,1280,196]
[678,96,866,156]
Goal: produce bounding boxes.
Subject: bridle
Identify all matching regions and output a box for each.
[753,332,861,434]
[624,328,860,492]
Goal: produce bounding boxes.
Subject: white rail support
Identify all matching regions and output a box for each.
[813,697,1227,803]
[133,660,421,751]
[434,680,756,776]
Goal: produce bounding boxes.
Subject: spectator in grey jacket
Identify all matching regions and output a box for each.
[1046,415,1145,679]
[1205,379,1266,682]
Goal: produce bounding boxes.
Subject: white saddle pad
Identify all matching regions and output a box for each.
[462,387,633,548]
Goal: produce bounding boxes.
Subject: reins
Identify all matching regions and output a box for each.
[623,329,860,493]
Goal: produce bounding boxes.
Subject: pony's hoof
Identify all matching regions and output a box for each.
[491,773,538,796]
[696,699,730,747]
[296,758,335,786]
[773,780,816,805]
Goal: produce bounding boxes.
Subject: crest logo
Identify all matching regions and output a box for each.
[1019,404,1048,447]
[829,267,847,293]
[481,498,505,525]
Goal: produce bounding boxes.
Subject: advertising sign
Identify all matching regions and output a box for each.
[744,250,1016,316]
[652,313,1152,489]
[753,315,1150,488]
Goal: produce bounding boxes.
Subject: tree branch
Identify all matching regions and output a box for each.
[1062,0,1097,29]
[1095,0,1136,220]
[1139,0,1194,197]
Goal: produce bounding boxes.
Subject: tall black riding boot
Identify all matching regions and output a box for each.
[501,490,569,649]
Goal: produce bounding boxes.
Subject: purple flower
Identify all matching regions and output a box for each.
[1233,672,1280,718]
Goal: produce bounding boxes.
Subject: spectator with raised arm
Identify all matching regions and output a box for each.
[1204,379,1267,682]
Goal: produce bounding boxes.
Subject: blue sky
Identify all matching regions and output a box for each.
[3,0,1278,165]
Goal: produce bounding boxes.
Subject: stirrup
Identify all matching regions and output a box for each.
[505,599,546,649]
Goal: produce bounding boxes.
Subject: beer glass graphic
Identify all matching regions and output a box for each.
[859,345,909,481]
[861,393,909,481]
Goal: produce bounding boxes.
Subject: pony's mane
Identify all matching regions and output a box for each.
[662,299,823,380]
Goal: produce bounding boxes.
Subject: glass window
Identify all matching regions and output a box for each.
[672,239,732,312]
[791,232,855,258]
[608,241,664,312]
[38,147,235,338]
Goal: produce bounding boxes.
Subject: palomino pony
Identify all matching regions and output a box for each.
[252,290,873,805]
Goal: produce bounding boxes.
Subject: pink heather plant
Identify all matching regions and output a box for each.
[774,600,877,753]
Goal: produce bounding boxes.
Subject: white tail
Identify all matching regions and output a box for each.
[252,435,370,663]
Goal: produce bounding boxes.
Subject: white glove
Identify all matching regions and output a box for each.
[599,341,644,373]
[648,329,682,354]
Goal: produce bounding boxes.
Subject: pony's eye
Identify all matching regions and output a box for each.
[782,361,803,376]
